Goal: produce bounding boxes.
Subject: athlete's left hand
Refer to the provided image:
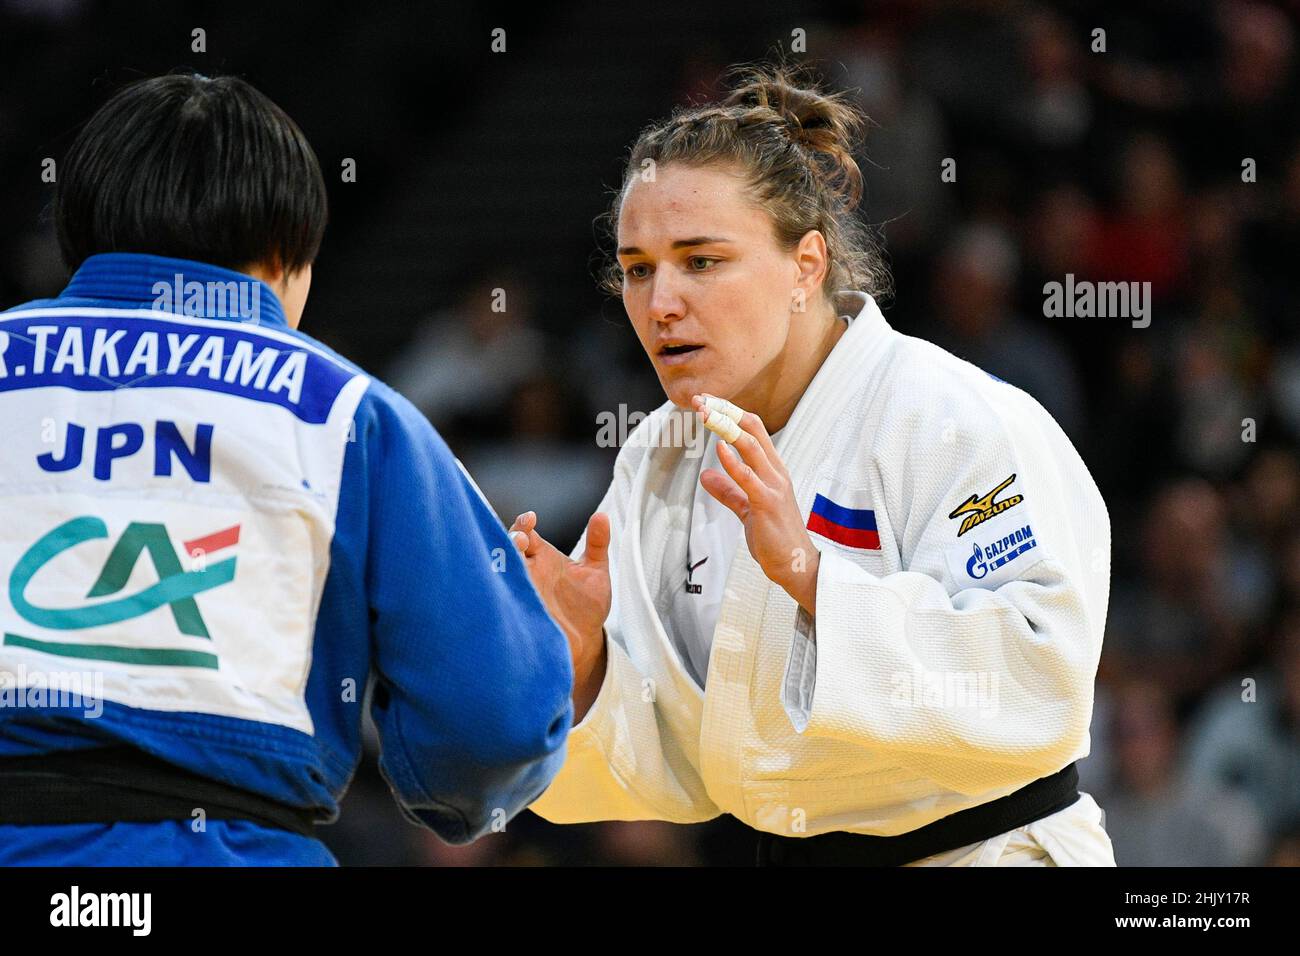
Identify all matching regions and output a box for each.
[693,394,820,616]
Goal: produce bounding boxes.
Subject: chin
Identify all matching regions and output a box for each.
[661,380,707,409]
[657,365,738,409]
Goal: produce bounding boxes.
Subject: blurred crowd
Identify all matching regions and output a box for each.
[2,0,1296,865]
[360,0,1300,867]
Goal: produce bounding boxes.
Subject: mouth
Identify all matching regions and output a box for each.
[657,343,704,366]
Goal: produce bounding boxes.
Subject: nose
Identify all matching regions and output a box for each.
[646,270,687,325]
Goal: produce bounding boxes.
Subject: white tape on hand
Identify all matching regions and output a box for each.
[703,407,742,443]
[702,394,744,424]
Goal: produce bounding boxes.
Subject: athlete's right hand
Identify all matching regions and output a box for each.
[509,511,611,695]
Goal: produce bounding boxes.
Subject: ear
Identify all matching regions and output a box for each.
[242,256,288,291]
[792,229,830,301]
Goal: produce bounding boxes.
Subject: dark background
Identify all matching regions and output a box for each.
[2,0,1298,865]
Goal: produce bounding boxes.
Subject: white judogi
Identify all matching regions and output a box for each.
[529,291,1115,866]
[661,428,736,689]
[663,425,782,691]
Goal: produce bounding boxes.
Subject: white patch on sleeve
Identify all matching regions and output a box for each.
[944,506,1048,591]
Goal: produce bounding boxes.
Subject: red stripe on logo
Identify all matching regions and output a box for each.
[183,524,241,556]
[807,513,881,550]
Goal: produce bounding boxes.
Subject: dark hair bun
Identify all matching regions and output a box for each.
[722,63,866,209]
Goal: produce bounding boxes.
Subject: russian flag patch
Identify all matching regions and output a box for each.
[807,492,881,550]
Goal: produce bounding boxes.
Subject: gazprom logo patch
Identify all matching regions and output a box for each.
[965,524,1037,580]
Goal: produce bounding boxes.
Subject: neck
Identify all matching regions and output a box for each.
[736,302,847,434]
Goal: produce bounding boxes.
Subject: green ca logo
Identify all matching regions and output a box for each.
[4,517,240,668]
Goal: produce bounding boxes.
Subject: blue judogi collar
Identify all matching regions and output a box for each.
[60,252,288,329]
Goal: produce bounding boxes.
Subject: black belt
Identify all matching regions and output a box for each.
[753,762,1080,866]
[0,745,319,838]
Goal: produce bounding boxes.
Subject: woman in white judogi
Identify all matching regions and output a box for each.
[508,65,1116,866]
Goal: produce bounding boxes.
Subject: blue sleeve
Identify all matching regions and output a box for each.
[350,384,574,844]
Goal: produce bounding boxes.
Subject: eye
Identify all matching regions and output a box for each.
[687,256,719,272]
[623,263,650,280]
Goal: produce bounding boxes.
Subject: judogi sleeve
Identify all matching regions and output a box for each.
[529,440,716,824]
[781,393,1111,797]
[355,385,575,843]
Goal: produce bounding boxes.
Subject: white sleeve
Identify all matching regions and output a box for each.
[528,628,713,823]
[528,437,717,824]
[780,399,1110,798]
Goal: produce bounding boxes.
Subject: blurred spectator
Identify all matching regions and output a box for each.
[1098,680,1265,866]
[1023,183,1102,290]
[1243,139,1300,342]
[567,305,668,426]
[1183,615,1300,838]
[1266,819,1300,866]
[929,221,1085,438]
[1271,347,1300,440]
[1086,338,1180,508]
[829,24,954,253]
[385,276,546,444]
[1170,309,1263,478]
[1105,479,1260,706]
[1230,448,1299,625]
[460,374,611,548]
[1239,448,1300,552]
[1280,529,1300,616]
[1012,8,1093,150]
[1203,1,1297,178]
[1086,133,1189,303]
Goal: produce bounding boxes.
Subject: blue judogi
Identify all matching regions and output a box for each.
[0,253,573,865]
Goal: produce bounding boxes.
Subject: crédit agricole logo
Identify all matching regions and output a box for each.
[5,517,240,668]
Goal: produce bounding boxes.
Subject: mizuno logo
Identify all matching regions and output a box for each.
[948,474,1024,537]
[685,556,707,594]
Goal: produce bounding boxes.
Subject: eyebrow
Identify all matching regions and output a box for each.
[616,236,733,256]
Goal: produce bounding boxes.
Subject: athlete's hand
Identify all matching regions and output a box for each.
[508,511,611,705]
[693,394,821,616]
